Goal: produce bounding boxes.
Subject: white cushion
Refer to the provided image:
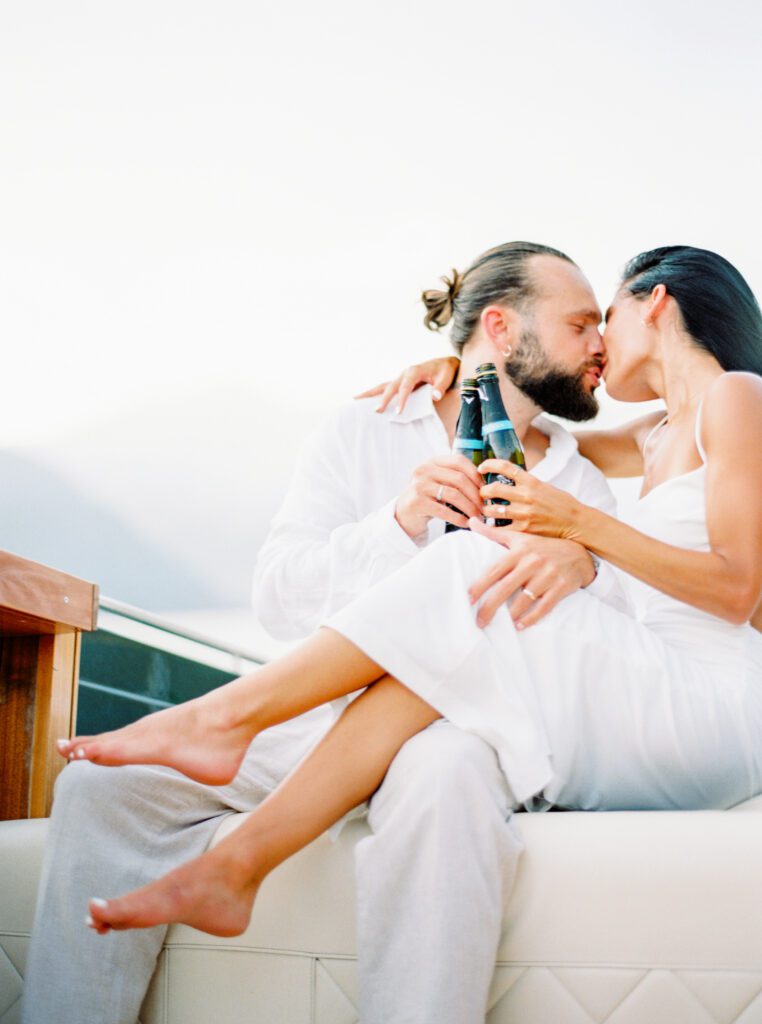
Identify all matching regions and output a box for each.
[4,804,762,1024]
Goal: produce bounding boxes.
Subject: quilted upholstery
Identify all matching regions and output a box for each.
[3,805,762,1024]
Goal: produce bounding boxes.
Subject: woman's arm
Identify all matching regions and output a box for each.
[355,356,460,413]
[573,410,665,477]
[358,361,666,480]
[480,374,762,625]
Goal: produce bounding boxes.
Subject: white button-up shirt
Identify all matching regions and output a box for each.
[253,386,626,637]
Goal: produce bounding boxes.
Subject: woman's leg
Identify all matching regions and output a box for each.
[58,628,384,784]
[87,675,440,936]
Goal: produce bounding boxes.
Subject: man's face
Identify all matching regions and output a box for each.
[506,256,605,422]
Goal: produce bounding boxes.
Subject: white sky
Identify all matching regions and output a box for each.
[1,0,761,446]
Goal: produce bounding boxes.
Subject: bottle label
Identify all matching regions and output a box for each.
[453,439,483,451]
[482,419,514,435]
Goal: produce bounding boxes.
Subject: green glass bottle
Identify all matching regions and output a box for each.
[445,378,483,534]
[476,362,525,526]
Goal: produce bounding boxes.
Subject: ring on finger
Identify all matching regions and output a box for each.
[436,484,445,503]
[522,586,539,601]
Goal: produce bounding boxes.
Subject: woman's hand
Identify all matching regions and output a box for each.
[467,521,596,629]
[478,460,584,540]
[396,454,484,537]
[355,356,461,414]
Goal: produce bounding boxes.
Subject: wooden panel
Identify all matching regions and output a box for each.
[29,631,81,817]
[0,551,98,633]
[0,607,59,637]
[0,635,39,819]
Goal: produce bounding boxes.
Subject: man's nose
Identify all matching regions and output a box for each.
[588,329,606,356]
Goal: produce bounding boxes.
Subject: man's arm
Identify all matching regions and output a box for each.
[253,406,423,640]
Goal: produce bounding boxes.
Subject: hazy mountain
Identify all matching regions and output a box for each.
[1,384,331,611]
[0,449,223,608]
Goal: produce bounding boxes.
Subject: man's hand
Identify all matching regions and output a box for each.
[467,520,596,629]
[395,455,484,538]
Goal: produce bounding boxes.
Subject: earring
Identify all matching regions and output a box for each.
[502,345,512,357]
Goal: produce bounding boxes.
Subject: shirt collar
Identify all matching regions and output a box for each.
[386,385,440,424]
[530,414,579,481]
[386,391,580,479]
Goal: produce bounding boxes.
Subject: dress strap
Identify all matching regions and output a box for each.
[695,398,708,464]
[642,413,668,453]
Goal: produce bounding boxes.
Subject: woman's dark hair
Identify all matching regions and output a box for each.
[622,246,762,375]
[421,241,575,356]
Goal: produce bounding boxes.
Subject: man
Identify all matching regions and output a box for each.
[23,241,625,1024]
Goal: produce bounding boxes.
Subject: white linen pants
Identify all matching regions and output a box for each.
[21,717,519,1024]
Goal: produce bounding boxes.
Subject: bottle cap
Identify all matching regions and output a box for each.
[475,362,497,378]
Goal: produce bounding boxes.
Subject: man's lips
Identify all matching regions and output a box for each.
[584,364,604,387]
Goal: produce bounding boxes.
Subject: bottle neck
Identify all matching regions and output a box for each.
[478,375,513,433]
[453,388,482,447]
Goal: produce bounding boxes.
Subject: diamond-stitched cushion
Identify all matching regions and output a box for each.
[4,810,762,1024]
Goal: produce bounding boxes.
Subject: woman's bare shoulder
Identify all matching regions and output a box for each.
[701,372,762,452]
[706,370,762,403]
[703,371,762,420]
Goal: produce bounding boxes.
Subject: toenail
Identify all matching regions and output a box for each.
[76,748,86,758]
[90,897,108,908]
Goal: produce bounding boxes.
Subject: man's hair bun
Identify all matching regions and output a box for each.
[421,268,464,331]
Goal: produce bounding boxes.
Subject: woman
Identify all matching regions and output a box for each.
[60,245,762,938]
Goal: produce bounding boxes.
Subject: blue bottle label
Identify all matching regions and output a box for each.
[482,419,514,435]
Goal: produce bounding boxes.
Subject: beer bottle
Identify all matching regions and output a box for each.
[445,378,483,534]
[476,362,525,526]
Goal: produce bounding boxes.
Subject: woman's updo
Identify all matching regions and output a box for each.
[622,246,762,376]
[421,241,574,355]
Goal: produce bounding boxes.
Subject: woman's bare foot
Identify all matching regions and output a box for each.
[86,846,260,938]
[56,692,256,784]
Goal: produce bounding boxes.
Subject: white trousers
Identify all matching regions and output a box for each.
[21,718,519,1024]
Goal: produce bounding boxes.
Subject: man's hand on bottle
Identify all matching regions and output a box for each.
[395,456,484,538]
[466,524,596,630]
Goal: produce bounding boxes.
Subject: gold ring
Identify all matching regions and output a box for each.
[522,586,538,601]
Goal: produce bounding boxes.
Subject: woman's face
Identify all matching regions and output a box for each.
[601,286,659,402]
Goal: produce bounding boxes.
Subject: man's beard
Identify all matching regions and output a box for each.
[505,328,600,422]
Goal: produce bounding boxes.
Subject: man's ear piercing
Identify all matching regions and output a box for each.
[503,346,512,357]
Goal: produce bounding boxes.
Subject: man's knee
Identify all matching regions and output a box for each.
[391,723,501,789]
[52,760,165,817]
[369,723,510,829]
[438,528,500,571]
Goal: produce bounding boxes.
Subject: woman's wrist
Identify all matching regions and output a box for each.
[567,500,602,548]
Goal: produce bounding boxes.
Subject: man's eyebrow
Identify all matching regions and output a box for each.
[568,308,602,323]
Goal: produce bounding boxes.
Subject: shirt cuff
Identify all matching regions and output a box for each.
[365,498,427,558]
[584,559,631,613]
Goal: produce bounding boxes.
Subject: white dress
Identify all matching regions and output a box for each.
[328,412,762,812]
